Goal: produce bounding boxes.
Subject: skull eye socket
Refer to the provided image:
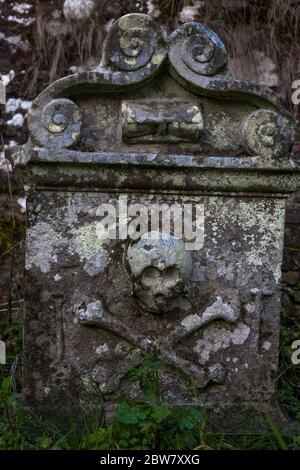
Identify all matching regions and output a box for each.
[163,266,180,287]
[141,267,160,287]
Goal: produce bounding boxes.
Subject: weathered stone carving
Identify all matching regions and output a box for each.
[242,109,294,158]
[22,13,296,157]
[9,13,300,431]
[125,232,193,313]
[100,13,167,73]
[168,22,228,77]
[77,293,241,393]
[29,98,82,148]
[168,20,294,126]
[122,101,203,143]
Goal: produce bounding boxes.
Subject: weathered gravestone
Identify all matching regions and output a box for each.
[10,14,300,430]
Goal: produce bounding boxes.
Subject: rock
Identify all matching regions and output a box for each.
[63,0,95,21]
[7,11,300,432]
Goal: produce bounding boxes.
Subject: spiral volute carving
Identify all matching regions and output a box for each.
[242,109,294,158]
[102,13,167,72]
[168,22,228,78]
[29,98,82,148]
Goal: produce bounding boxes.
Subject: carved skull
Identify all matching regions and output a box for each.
[125,231,193,313]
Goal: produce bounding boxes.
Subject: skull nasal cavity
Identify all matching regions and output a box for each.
[141,267,160,287]
[163,267,180,287]
[141,266,181,288]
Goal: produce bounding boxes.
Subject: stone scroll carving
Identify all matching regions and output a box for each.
[29,98,82,149]
[167,21,294,124]
[101,14,167,72]
[168,22,228,78]
[242,109,294,158]
[25,13,295,155]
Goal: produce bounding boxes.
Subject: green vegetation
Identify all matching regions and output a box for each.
[277,308,300,424]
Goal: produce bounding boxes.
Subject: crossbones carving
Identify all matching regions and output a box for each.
[77,295,240,393]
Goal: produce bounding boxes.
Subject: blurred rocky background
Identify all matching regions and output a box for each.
[1,0,300,321]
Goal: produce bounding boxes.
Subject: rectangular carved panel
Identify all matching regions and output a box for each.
[121,100,203,143]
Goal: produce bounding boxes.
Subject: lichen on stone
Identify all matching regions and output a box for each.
[70,221,110,276]
[25,222,61,273]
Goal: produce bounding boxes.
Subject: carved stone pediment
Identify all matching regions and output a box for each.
[11,14,295,158]
[10,13,299,197]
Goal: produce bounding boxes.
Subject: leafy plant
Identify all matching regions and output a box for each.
[80,350,207,450]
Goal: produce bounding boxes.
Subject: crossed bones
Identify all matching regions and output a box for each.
[77,296,240,393]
